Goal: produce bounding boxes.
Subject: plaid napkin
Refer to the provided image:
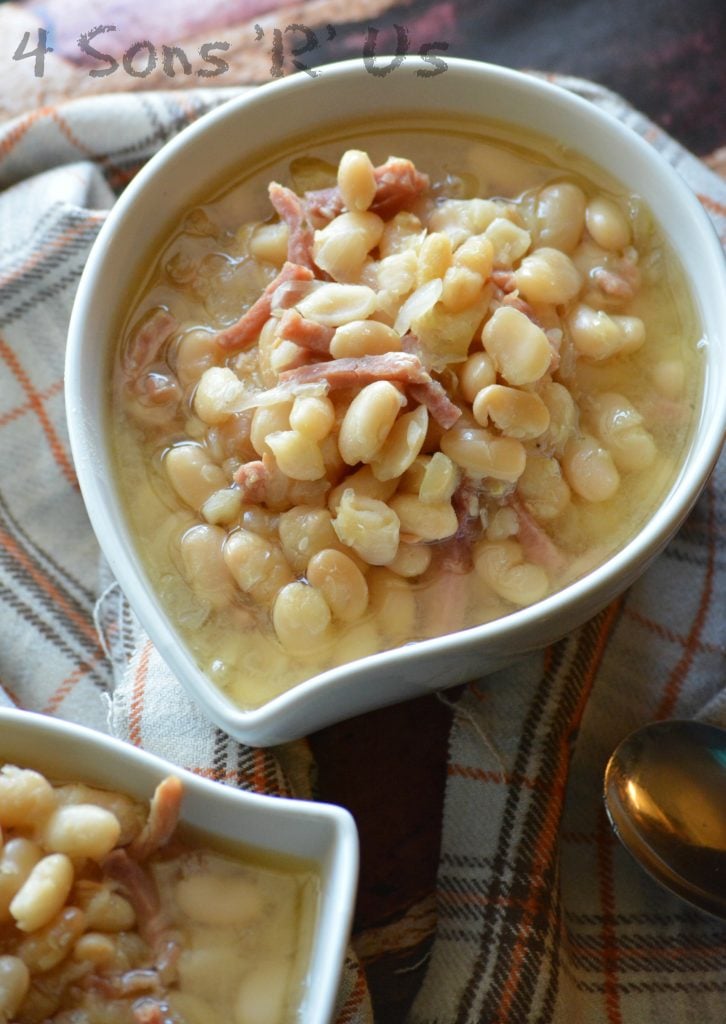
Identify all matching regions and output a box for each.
[0,72,724,1024]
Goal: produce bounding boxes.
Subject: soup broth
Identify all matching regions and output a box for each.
[111,116,702,709]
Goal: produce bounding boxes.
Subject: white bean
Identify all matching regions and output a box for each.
[176,872,264,927]
[328,464,398,512]
[390,494,458,542]
[76,884,136,932]
[0,956,29,1017]
[338,381,405,465]
[486,506,519,541]
[610,314,646,354]
[441,426,526,483]
[0,766,54,829]
[370,406,428,481]
[278,506,341,572]
[234,959,291,1024]
[387,542,432,578]
[250,402,292,457]
[181,524,236,608]
[517,454,571,520]
[586,196,631,250]
[484,217,531,267]
[587,392,656,471]
[338,149,377,211]
[16,905,86,973]
[453,234,494,277]
[474,539,549,606]
[193,367,245,425]
[378,211,425,258]
[440,266,484,313]
[307,549,369,623]
[164,444,228,511]
[272,582,332,653]
[332,489,400,565]
[481,306,552,385]
[10,853,74,932]
[535,182,586,252]
[417,232,452,284]
[174,329,219,388]
[562,435,620,502]
[568,304,626,360]
[330,319,402,359]
[458,351,497,403]
[428,198,500,245]
[514,247,582,304]
[223,529,294,606]
[313,212,384,282]
[289,394,335,441]
[538,381,578,455]
[418,451,459,504]
[41,804,121,861]
[472,384,550,440]
[0,839,42,921]
[201,487,242,526]
[266,430,326,481]
[652,358,685,399]
[249,221,289,265]
[296,283,378,326]
[367,569,416,642]
[73,932,117,967]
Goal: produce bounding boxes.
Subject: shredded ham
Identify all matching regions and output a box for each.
[233,459,268,503]
[304,156,430,225]
[279,351,427,389]
[268,182,316,270]
[370,156,430,218]
[128,776,183,862]
[590,261,640,300]
[499,291,544,328]
[216,262,314,352]
[512,497,566,572]
[123,310,178,375]
[102,848,181,986]
[491,269,517,292]
[303,184,343,224]
[421,567,470,636]
[443,475,485,572]
[132,999,175,1024]
[102,850,162,931]
[278,308,334,353]
[279,352,461,428]
[87,968,163,1000]
[408,379,462,429]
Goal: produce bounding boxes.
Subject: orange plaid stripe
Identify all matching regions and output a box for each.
[0,338,77,489]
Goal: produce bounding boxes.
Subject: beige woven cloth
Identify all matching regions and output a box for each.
[0,73,724,1023]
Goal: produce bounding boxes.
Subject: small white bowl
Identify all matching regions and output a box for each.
[0,708,358,1024]
[66,58,726,746]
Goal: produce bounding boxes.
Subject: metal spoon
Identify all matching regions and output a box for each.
[604,719,726,919]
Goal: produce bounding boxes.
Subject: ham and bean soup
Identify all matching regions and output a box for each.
[112,118,702,708]
[0,766,317,1023]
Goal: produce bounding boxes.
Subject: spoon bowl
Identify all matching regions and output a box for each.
[604,719,726,918]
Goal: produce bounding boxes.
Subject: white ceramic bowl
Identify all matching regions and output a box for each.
[66,58,726,746]
[0,708,358,1023]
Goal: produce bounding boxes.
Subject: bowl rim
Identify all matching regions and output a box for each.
[66,56,726,744]
[0,706,359,1024]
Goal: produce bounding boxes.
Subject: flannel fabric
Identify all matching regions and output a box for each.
[0,73,724,1023]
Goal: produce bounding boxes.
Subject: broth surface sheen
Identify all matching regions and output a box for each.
[111,116,702,709]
